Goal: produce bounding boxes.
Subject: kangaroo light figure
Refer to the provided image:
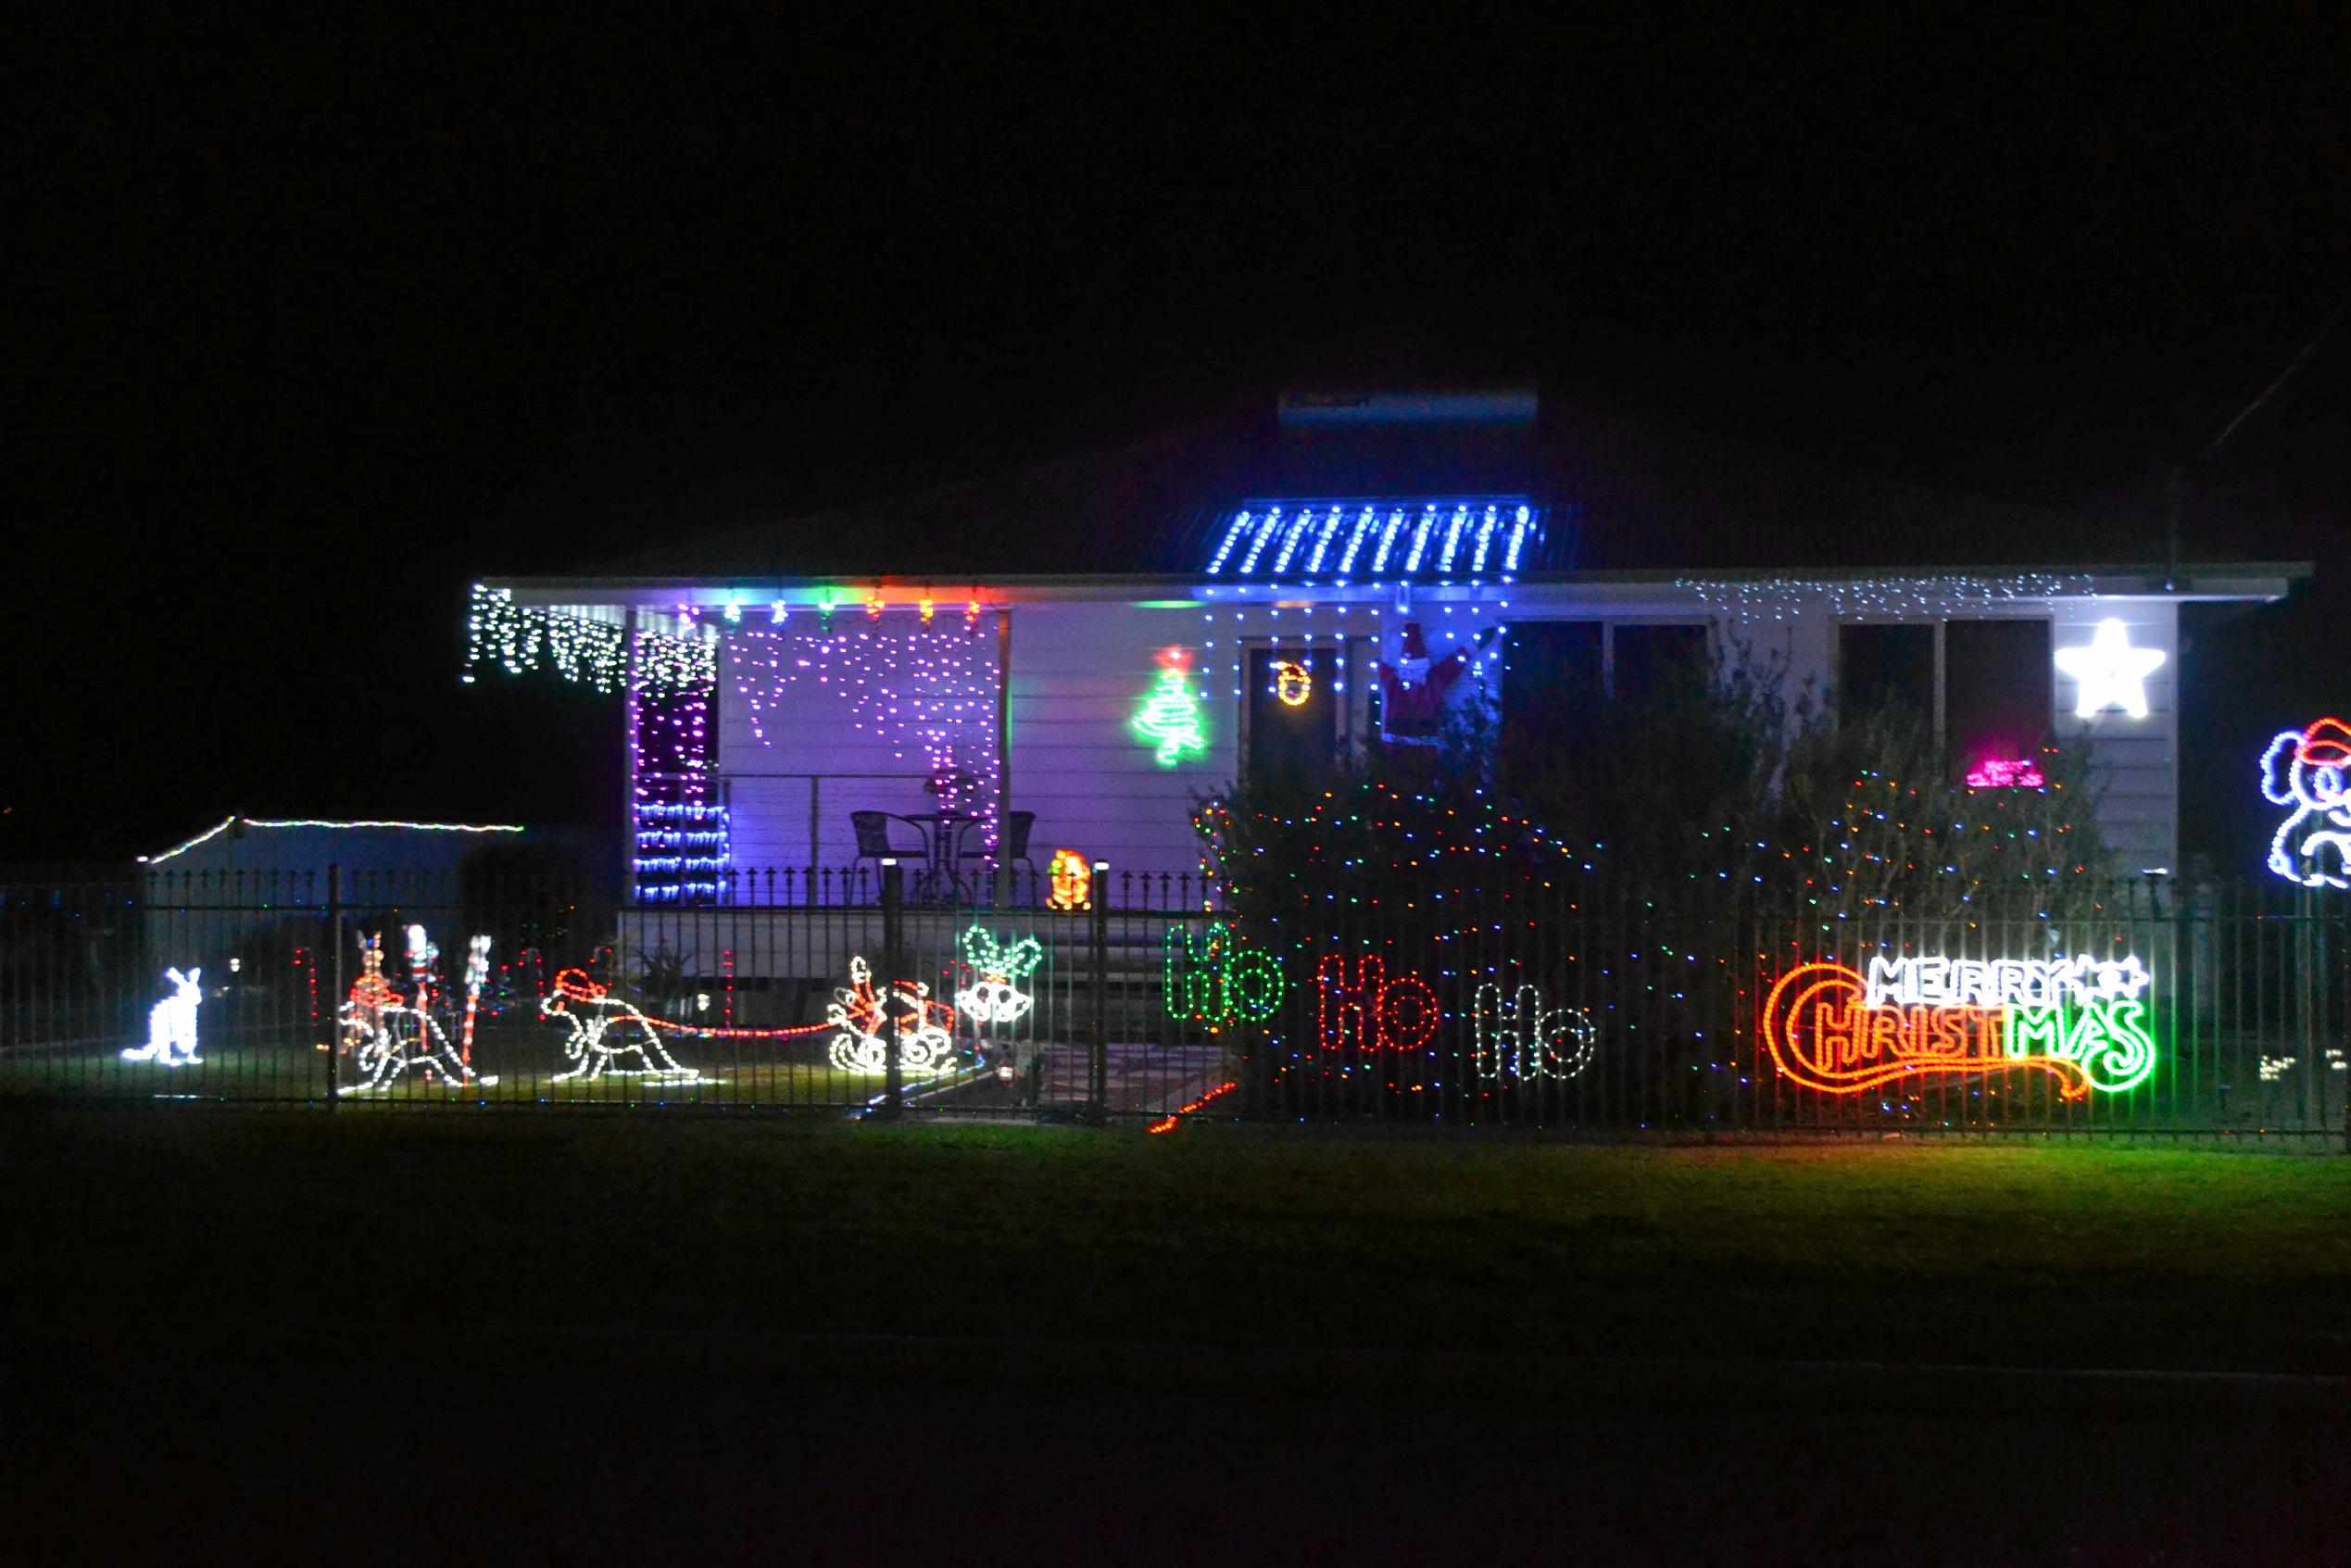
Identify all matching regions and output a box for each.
[539,968,698,1082]
[123,968,202,1064]
[2261,717,2351,891]
[339,929,484,1093]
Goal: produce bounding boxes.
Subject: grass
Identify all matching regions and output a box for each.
[7,1107,2348,1375]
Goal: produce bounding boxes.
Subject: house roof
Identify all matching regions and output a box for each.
[142,816,526,865]
[532,394,2307,590]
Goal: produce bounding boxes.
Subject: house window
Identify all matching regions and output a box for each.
[1944,620,2052,781]
[1610,623,1709,698]
[1837,623,1936,720]
[1246,646,1339,789]
[1501,621,1602,763]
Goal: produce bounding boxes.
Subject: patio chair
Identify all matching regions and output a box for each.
[953,809,1037,887]
[850,810,931,887]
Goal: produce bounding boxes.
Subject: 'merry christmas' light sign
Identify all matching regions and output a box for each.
[1760,955,2158,1098]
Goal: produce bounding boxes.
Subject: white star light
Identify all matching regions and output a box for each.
[2055,618,2164,719]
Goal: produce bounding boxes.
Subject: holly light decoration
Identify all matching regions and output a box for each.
[1132,648,1208,766]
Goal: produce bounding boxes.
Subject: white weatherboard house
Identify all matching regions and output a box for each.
[471,391,2304,897]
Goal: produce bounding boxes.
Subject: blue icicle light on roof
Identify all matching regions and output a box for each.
[1201,498,1540,582]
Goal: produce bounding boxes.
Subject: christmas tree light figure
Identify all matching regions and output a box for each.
[1131,649,1207,766]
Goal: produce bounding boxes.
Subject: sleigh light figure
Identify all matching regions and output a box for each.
[826,956,962,1074]
[539,967,700,1082]
[2261,717,2351,890]
[123,968,204,1064]
[338,929,490,1093]
[953,926,1043,1027]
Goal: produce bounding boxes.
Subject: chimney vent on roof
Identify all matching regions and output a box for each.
[1278,387,1537,431]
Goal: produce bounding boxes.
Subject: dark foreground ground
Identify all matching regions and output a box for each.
[6,1106,2349,1563]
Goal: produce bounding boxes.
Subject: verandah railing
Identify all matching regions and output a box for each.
[2,866,2344,1142]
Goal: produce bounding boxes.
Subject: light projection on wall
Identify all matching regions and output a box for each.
[1471,983,1597,1083]
[1965,758,2047,788]
[825,957,962,1074]
[2055,618,2165,719]
[1316,953,1440,1055]
[1759,955,2158,1098]
[1047,850,1091,910]
[1271,659,1313,708]
[1132,649,1208,766]
[954,926,1042,1026]
[122,968,203,1065]
[1165,922,1287,1028]
[2260,717,2351,889]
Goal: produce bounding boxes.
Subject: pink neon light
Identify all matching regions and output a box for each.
[1966,758,2045,788]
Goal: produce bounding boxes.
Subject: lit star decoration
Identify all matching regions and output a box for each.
[122,968,203,1065]
[953,926,1043,1026]
[2054,617,2165,719]
[1131,649,1208,766]
[2259,717,2351,889]
[1760,954,2158,1098]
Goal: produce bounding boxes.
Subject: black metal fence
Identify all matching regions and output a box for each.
[4,866,2344,1143]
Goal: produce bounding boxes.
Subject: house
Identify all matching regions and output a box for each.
[469,390,2306,901]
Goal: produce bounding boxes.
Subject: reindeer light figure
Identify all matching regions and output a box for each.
[123,968,203,1064]
[954,925,1043,1027]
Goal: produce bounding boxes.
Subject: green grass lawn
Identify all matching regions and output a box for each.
[7,1108,2347,1375]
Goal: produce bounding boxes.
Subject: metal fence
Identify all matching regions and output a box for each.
[3,865,2345,1143]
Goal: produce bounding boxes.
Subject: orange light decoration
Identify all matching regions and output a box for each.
[1317,953,1440,1054]
[1272,659,1312,707]
[965,595,982,625]
[1758,960,2157,1098]
[1047,849,1091,910]
[920,597,936,624]
[1148,1080,1238,1134]
[866,592,885,619]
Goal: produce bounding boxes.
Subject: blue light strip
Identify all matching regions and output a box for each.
[1437,505,1468,572]
[1303,508,1343,574]
[1404,507,1437,572]
[1337,507,1375,576]
[1206,510,1254,575]
[1238,507,1285,573]
[635,802,730,902]
[1204,497,1540,578]
[1502,505,1533,574]
[1271,508,1314,574]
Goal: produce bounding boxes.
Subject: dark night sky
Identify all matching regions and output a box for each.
[10,13,2348,872]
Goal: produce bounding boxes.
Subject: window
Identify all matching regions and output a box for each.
[1246,646,1339,789]
[1837,623,1935,719]
[1944,620,2052,781]
[1611,623,1708,698]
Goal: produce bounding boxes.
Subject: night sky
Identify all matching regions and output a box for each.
[13,15,2347,872]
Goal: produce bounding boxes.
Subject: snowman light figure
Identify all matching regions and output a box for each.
[953,925,1043,1026]
[123,968,203,1064]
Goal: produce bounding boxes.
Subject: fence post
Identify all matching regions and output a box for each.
[1087,860,1109,1123]
[322,865,341,1110]
[879,858,903,1120]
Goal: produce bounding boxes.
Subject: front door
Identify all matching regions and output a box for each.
[1247,647,1339,791]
